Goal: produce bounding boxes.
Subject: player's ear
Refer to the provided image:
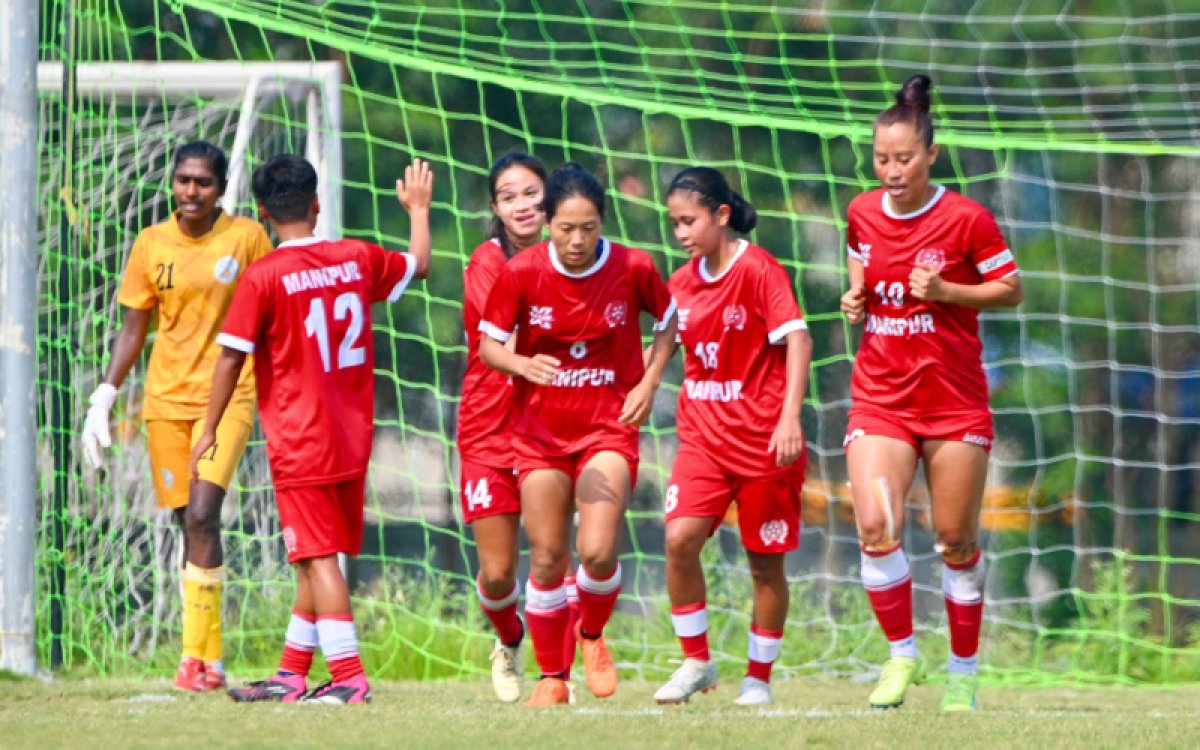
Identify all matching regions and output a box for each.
[311,195,321,217]
[714,203,731,228]
[927,142,940,167]
[256,202,269,222]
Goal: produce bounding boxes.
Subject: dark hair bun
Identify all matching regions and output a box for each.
[728,191,758,234]
[895,74,933,113]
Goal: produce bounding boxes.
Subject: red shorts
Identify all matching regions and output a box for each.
[844,405,994,453]
[516,446,639,492]
[666,443,804,554]
[275,476,366,563]
[460,458,520,523]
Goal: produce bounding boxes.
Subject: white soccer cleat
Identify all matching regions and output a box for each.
[490,639,524,703]
[733,676,773,706]
[653,658,718,704]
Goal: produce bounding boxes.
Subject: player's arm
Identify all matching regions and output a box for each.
[768,328,813,467]
[190,348,246,480]
[480,334,560,384]
[81,305,153,468]
[840,257,866,324]
[619,313,677,427]
[909,269,1023,309]
[395,159,433,280]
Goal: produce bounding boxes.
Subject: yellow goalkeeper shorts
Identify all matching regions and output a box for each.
[146,416,252,509]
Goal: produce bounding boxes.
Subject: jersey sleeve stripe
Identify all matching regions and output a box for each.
[216,332,255,354]
[653,297,678,332]
[478,321,513,343]
[847,243,863,261]
[975,248,1014,275]
[767,319,808,345]
[386,252,418,302]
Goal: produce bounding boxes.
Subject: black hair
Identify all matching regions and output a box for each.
[541,162,605,223]
[666,166,757,234]
[172,140,228,190]
[251,154,318,223]
[486,151,548,258]
[875,74,935,148]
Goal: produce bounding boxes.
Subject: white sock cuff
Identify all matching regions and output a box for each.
[524,579,568,613]
[861,547,910,591]
[670,606,708,638]
[942,557,986,605]
[316,616,359,662]
[477,578,520,611]
[748,628,783,663]
[284,613,319,650]
[576,562,622,595]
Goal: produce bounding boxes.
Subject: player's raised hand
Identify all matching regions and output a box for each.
[840,285,866,324]
[909,263,944,301]
[81,383,117,469]
[768,415,804,467]
[396,158,434,214]
[519,353,561,386]
[618,379,656,427]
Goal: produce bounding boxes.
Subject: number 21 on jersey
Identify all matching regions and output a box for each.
[305,291,366,372]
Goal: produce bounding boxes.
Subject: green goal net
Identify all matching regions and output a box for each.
[34,0,1200,684]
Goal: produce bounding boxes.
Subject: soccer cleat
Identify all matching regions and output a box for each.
[940,672,979,712]
[732,676,773,706]
[576,622,618,698]
[227,672,308,703]
[653,659,718,704]
[173,657,209,692]
[490,639,524,703]
[202,666,227,691]
[869,656,922,709]
[303,675,372,705]
[525,677,572,707]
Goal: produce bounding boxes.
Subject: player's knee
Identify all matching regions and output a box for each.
[937,535,977,565]
[857,520,892,550]
[478,561,517,596]
[664,523,706,560]
[527,546,569,584]
[184,503,220,540]
[746,555,785,588]
[575,546,616,579]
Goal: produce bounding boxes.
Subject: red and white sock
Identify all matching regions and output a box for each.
[525,578,569,677]
[670,601,710,662]
[477,577,524,647]
[278,609,317,677]
[317,613,364,683]
[746,625,783,682]
[861,546,917,659]
[943,550,985,675]
[576,563,621,637]
[563,575,581,678]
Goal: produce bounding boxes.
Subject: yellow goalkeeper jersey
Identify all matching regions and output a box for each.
[117,211,273,424]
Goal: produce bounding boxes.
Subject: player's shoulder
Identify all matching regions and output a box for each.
[741,242,787,272]
[223,214,271,242]
[134,217,178,248]
[847,189,886,219]
[467,238,506,267]
[936,188,993,220]
[609,239,656,270]
[506,240,548,272]
[669,259,696,289]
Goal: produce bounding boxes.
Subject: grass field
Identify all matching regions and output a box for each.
[2,673,1198,750]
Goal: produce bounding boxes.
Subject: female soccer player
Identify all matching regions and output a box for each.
[840,75,1023,712]
[652,168,811,707]
[460,152,580,702]
[80,141,272,692]
[478,163,677,707]
[194,155,433,704]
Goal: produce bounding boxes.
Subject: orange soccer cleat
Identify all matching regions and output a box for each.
[525,677,572,707]
[576,622,618,698]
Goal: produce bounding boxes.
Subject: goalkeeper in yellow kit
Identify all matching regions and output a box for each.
[81,141,273,691]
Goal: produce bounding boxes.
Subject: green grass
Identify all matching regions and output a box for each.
[3,675,1199,750]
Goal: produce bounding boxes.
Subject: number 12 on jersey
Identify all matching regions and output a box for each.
[305,292,366,372]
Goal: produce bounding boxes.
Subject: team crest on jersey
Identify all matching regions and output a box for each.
[213,256,240,283]
[677,309,690,331]
[604,300,628,328]
[915,247,946,272]
[529,306,554,330]
[759,519,788,546]
[723,304,747,331]
[857,243,872,267]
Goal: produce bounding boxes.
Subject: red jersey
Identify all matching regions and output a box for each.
[670,241,807,478]
[480,238,674,458]
[457,239,515,466]
[217,236,415,488]
[845,185,1018,415]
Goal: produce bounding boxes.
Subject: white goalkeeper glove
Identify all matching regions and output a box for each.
[81,383,117,469]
